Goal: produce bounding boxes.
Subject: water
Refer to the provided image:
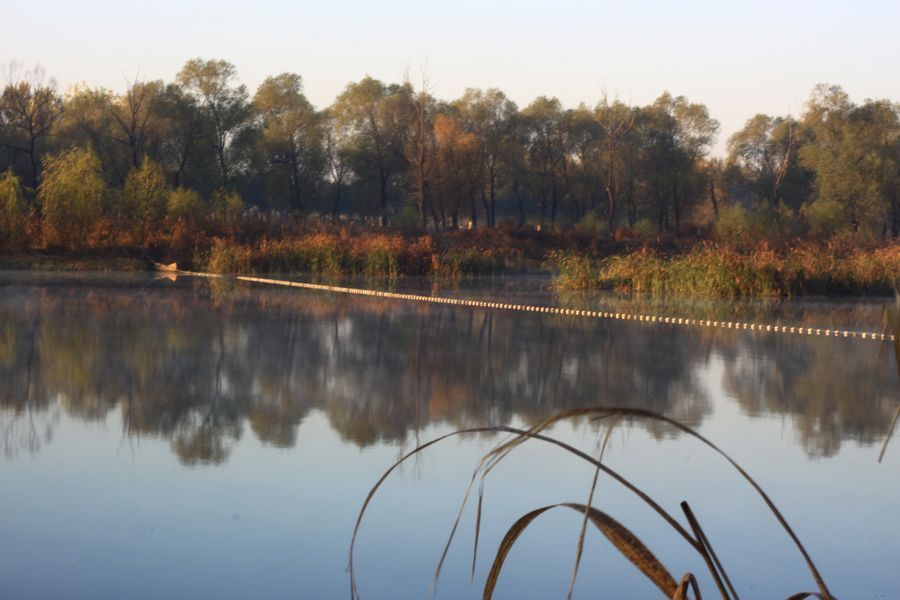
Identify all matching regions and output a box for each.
[0,272,897,599]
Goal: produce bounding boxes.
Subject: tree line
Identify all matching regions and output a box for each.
[1,58,899,249]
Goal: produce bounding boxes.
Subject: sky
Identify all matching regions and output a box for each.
[4,0,900,153]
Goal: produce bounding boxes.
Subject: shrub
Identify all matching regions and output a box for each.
[0,169,28,249]
[801,197,845,239]
[714,203,749,244]
[355,235,402,278]
[39,148,106,251]
[575,211,607,236]
[548,250,597,290]
[207,238,252,274]
[210,188,244,231]
[167,187,206,223]
[392,202,422,233]
[120,158,169,245]
[632,218,656,240]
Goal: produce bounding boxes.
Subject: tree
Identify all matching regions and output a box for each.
[155,83,210,189]
[321,108,353,222]
[455,88,518,227]
[0,168,27,248]
[595,96,636,231]
[565,104,603,224]
[331,77,410,225]
[728,113,808,208]
[800,85,900,236]
[431,112,480,228]
[110,78,164,170]
[254,73,321,214]
[522,97,570,228]
[121,157,169,244]
[0,62,63,191]
[636,93,718,232]
[57,85,122,182]
[167,186,206,225]
[176,59,251,188]
[38,148,107,250]
[403,71,435,229]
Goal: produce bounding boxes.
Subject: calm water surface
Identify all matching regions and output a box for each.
[0,272,898,599]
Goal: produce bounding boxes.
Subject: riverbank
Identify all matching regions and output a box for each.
[553,243,900,297]
[0,252,152,272]
[3,230,898,298]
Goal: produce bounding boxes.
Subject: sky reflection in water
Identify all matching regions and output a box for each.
[0,273,898,599]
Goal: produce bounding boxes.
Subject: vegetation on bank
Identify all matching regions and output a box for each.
[2,59,900,241]
[2,61,899,295]
[551,242,900,297]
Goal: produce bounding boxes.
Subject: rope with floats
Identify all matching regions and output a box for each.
[158,264,897,343]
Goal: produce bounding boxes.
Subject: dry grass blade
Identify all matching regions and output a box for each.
[681,501,736,600]
[349,424,699,599]
[352,407,833,599]
[568,417,619,600]
[432,470,480,594]
[878,405,900,464]
[482,505,555,600]
[471,480,485,582]
[470,406,831,598]
[878,303,900,463]
[483,503,679,600]
[349,427,487,600]
[672,573,702,600]
[572,407,833,599]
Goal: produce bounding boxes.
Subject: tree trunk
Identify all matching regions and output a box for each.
[708,175,719,221]
[331,184,342,224]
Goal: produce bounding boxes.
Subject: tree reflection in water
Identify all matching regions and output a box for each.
[0,276,897,463]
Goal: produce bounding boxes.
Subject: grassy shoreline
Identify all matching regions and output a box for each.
[552,243,900,297]
[0,251,153,272]
[2,231,898,299]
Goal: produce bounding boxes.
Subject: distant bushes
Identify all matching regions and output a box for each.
[39,148,107,251]
[547,250,596,290]
[204,231,526,278]
[120,158,168,244]
[552,243,900,297]
[0,170,28,249]
[207,233,412,277]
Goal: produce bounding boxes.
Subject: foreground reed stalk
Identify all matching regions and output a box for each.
[349,407,838,599]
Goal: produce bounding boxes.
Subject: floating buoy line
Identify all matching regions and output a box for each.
[160,265,896,343]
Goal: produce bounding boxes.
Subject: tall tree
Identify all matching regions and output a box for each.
[254,73,321,213]
[432,112,480,228]
[522,97,569,228]
[0,63,63,191]
[155,83,209,188]
[637,93,718,231]
[321,108,353,222]
[403,71,435,229]
[176,59,251,188]
[455,88,518,227]
[727,113,808,208]
[331,77,409,225]
[801,85,900,235]
[595,95,636,230]
[110,78,164,170]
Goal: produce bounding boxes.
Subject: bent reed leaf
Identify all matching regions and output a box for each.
[672,573,703,600]
[351,406,834,599]
[483,503,679,600]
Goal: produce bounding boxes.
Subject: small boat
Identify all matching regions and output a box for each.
[154,261,179,272]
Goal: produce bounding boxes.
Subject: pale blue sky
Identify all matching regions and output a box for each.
[4,0,900,150]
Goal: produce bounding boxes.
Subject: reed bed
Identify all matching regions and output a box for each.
[205,232,525,278]
[553,243,900,297]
